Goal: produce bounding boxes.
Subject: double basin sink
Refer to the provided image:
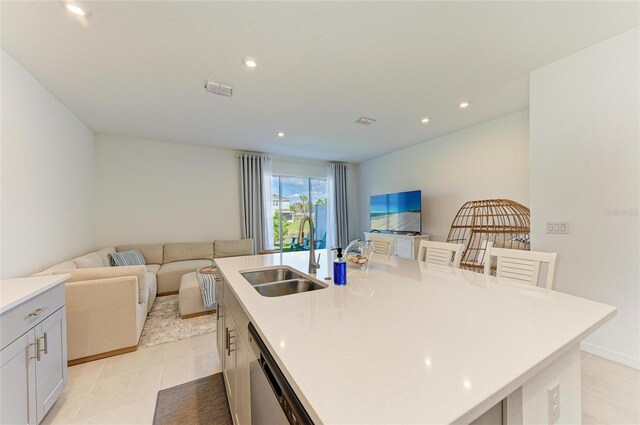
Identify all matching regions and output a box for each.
[241,266,327,297]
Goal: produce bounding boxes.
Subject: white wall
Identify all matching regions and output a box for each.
[530,28,640,368]
[358,110,530,241]
[94,135,241,247]
[1,50,95,278]
[95,139,360,248]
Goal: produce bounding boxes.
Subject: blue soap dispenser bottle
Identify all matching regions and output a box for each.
[332,247,347,285]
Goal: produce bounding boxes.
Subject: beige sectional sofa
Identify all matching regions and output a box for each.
[34,239,254,364]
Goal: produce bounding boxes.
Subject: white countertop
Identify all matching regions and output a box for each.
[215,252,616,424]
[0,274,69,314]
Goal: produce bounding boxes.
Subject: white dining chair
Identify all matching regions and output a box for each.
[367,234,396,258]
[484,246,558,289]
[417,240,465,268]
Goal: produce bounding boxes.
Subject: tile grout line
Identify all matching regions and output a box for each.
[72,362,164,424]
[68,360,107,424]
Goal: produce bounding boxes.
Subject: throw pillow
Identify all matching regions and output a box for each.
[196,269,217,309]
[109,249,146,267]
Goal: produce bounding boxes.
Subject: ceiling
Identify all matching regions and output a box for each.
[2,2,638,163]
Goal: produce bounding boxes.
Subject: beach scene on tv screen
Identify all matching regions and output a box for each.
[370,191,421,232]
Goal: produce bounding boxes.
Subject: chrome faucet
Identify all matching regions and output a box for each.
[298,216,321,274]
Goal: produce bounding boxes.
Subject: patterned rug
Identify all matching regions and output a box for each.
[138,295,216,348]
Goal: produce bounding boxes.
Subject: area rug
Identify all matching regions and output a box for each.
[153,373,232,425]
[138,295,216,348]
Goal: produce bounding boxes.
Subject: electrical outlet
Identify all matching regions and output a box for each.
[548,383,560,424]
[546,222,569,234]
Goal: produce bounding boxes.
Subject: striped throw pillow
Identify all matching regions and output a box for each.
[109,249,146,267]
[196,270,217,310]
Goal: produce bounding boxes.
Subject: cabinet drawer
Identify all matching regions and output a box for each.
[1,284,65,350]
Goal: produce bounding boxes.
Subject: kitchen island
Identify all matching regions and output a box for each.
[214,251,615,424]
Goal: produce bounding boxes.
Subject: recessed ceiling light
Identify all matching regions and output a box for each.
[60,1,90,17]
[243,56,257,68]
[459,101,470,109]
[277,131,285,138]
[421,117,430,124]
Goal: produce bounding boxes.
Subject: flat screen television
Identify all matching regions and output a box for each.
[370,190,422,233]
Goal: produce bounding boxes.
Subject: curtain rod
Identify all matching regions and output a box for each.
[237,152,348,167]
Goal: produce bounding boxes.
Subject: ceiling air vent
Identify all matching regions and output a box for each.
[355,117,376,125]
[204,79,233,97]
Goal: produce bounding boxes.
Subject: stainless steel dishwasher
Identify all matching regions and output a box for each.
[248,323,313,425]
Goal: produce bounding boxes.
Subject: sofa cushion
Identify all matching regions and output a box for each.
[98,247,116,267]
[33,260,78,276]
[157,259,213,294]
[73,252,104,269]
[214,239,254,258]
[54,265,148,304]
[145,264,161,274]
[109,249,146,267]
[163,242,214,263]
[116,244,164,265]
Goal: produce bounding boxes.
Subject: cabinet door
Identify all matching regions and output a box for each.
[217,302,225,362]
[1,331,37,425]
[395,238,413,259]
[234,334,251,425]
[35,308,67,423]
[223,314,238,418]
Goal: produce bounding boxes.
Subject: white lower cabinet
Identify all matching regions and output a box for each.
[1,332,37,424]
[218,277,251,425]
[0,279,67,425]
[223,313,237,408]
[34,308,67,422]
[233,333,250,425]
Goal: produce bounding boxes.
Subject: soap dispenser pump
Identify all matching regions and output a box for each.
[332,247,347,285]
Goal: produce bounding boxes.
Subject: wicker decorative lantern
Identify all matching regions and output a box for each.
[446,199,530,272]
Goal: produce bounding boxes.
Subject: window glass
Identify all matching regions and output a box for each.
[272,176,328,252]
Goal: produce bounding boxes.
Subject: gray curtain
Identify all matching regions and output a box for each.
[327,163,350,249]
[239,154,273,252]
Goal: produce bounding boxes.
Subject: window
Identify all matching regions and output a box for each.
[272,176,328,252]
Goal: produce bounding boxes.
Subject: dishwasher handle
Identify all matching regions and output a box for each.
[260,355,284,403]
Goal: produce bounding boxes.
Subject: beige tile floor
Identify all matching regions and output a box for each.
[42,332,220,425]
[43,336,639,425]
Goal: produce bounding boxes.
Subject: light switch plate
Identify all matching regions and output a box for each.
[546,222,569,234]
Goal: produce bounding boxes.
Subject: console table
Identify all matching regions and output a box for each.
[364,232,430,260]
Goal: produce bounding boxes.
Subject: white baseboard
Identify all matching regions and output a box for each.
[580,341,640,370]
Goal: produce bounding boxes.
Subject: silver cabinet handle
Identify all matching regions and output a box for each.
[29,342,39,361]
[226,327,236,356]
[26,307,47,319]
[41,332,48,355]
[30,338,42,361]
[228,333,236,355]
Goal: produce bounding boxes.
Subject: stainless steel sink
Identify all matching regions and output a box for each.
[253,278,326,297]
[240,267,327,297]
[241,268,304,286]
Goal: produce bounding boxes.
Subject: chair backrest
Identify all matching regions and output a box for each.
[417,240,465,268]
[368,234,396,257]
[484,246,558,289]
